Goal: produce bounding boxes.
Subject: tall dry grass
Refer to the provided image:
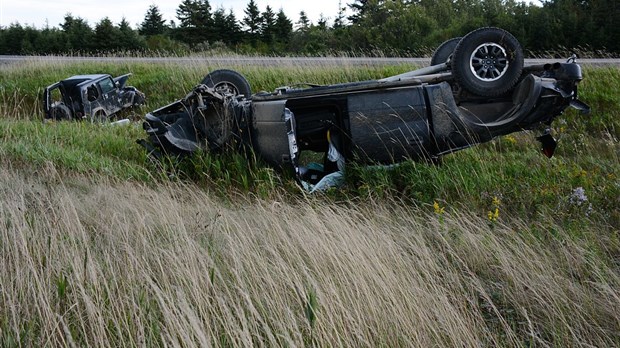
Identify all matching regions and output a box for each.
[1,164,619,347]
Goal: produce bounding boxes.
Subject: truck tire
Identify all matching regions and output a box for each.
[201,69,252,98]
[92,109,108,123]
[451,27,523,97]
[430,37,462,66]
[50,104,72,120]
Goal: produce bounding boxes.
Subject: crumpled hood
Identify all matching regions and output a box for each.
[113,73,132,89]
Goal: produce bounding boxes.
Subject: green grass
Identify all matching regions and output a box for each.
[348,134,619,225]
[0,60,618,227]
[0,58,619,347]
[0,120,150,180]
[576,67,620,137]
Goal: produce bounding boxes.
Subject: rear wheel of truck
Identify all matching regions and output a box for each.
[451,27,523,97]
[201,69,252,98]
[50,104,72,120]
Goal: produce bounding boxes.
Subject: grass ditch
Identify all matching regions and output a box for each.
[0,58,618,346]
[0,60,617,226]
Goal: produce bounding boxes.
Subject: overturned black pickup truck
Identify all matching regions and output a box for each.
[139,27,589,190]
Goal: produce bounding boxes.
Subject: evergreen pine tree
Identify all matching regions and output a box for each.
[243,0,262,43]
[139,5,167,36]
[261,5,277,44]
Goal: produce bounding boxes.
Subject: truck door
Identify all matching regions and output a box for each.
[97,77,120,115]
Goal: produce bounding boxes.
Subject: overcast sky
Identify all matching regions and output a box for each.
[0,0,348,29]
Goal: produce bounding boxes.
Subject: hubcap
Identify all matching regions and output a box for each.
[469,43,509,82]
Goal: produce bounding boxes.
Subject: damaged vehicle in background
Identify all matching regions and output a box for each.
[43,73,145,121]
[138,27,590,191]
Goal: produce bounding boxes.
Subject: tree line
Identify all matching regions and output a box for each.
[0,0,618,56]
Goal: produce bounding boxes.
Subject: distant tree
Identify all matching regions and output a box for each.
[350,0,442,52]
[333,0,347,29]
[450,0,484,33]
[212,7,241,45]
[177,0,201,27]
[94,17,121,52]
[17,25,39,54]
[34,26,66,54]
[1,23,26,54]
[348,0,379,24]
[1,0,619,56]
[225,9,243,45]
[586,0,620,52]
[380,1,437,52]
[317,14,329,30]
[61,14,94,52]
[260,5,277,44]
[0,23,40,54]
[118,18,145,51]
[175,0,213,47]
[418,0,454,34]
[0,21,29,55]
[357,0,390,27]
[296,11,311,31]
[212,7,242,45]
[0,28,7,54]
[533,0,620,53]
[212,7,228,41]
[139,5,167,36]
[243,0,262,43]
[274,9,293,46]
[290,11,335,54]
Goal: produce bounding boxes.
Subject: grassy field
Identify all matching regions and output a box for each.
[0,58,619,346]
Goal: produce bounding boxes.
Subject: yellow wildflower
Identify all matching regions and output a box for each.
[492,196,501,207]
[433,201,445,215]
[488,207,499,222]
[504,135,517,145]
[487,196,500,222]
